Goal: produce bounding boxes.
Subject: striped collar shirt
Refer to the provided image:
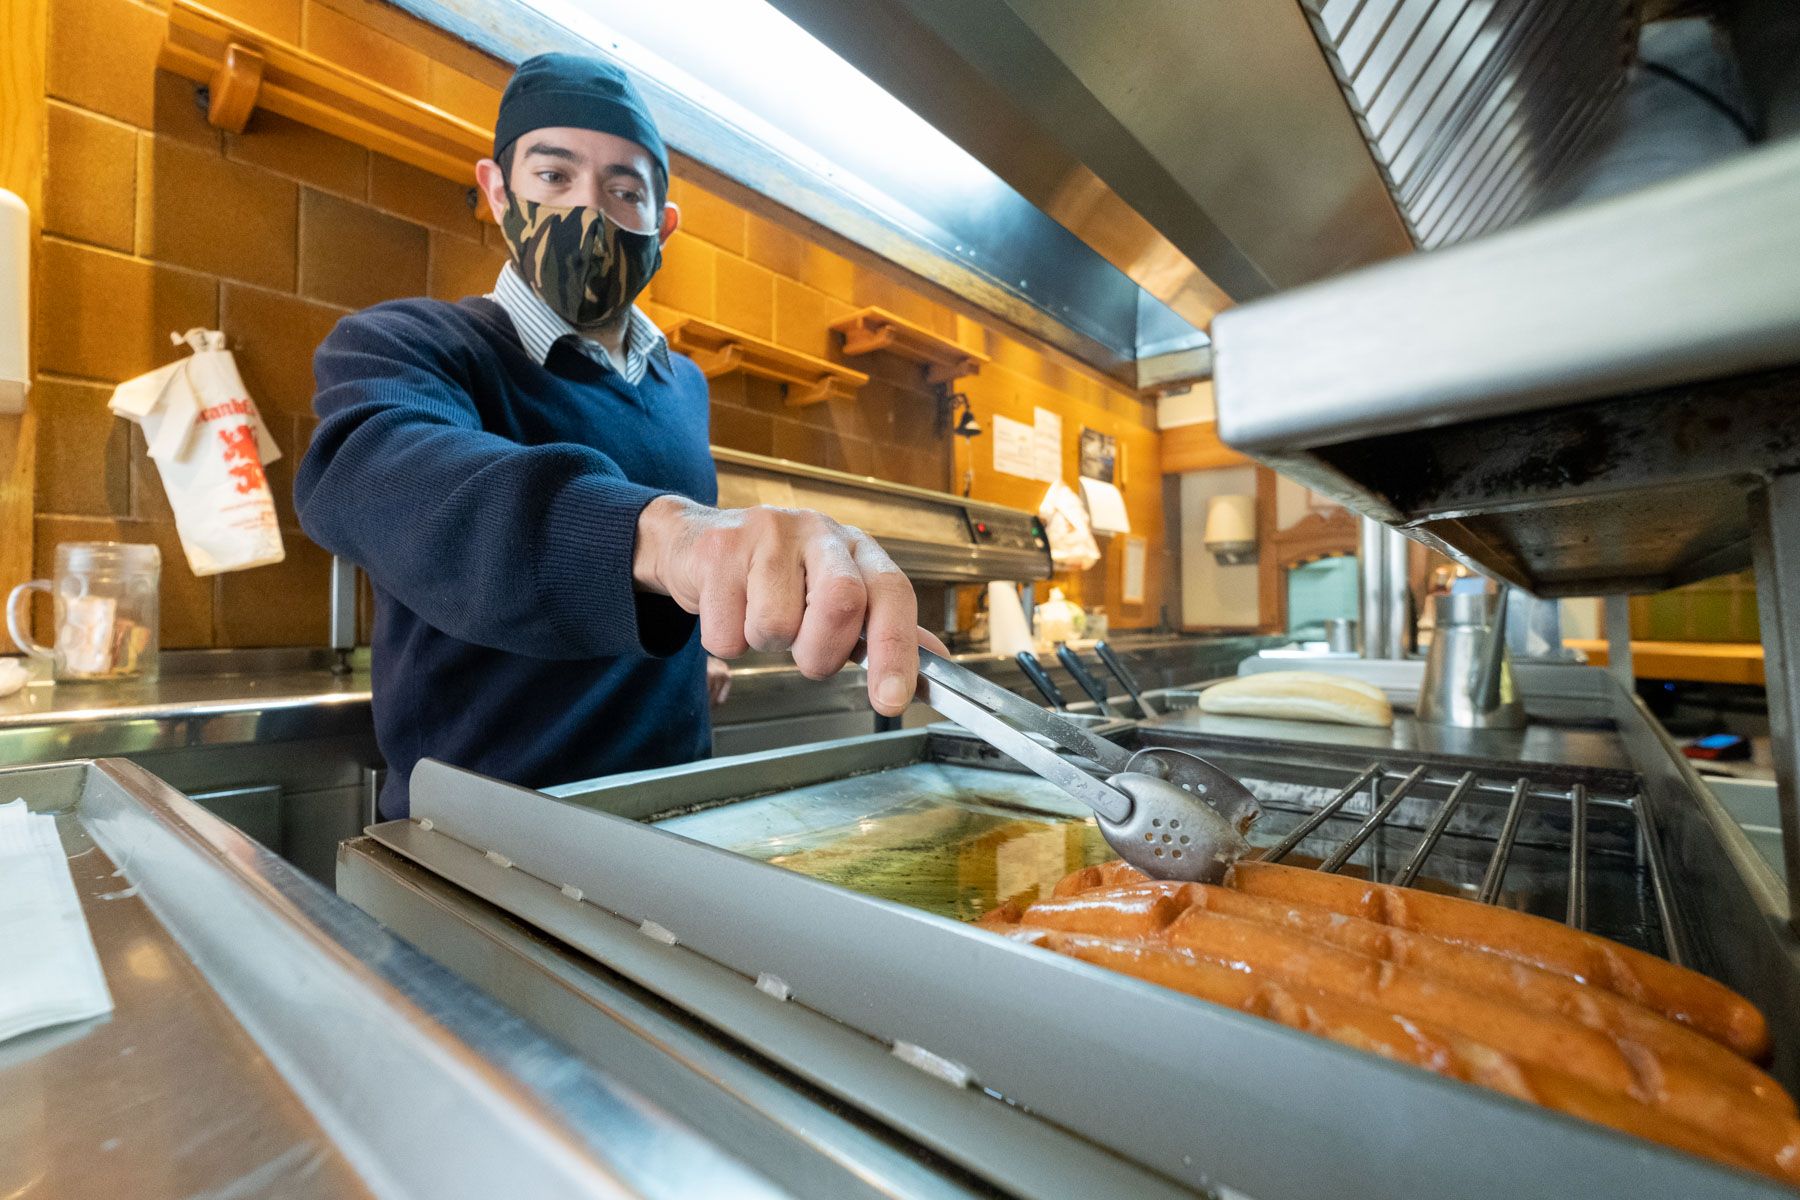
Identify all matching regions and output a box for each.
[488,262,670,385]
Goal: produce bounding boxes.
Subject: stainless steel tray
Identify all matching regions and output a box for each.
[358,717,1795,1199]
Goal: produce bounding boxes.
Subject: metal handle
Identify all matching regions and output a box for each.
[919,651,1130,771]
[1055,643,1115,716]
[1471,585,1512,711]
[1014,651,1067,709]
[917,672,1133,823]
[1095,640,1154,717]
[6,580,54,659]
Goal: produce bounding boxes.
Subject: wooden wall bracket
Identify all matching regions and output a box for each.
[829,306,986,386]
[159,0,489,184]
[664,317,868,407]
[206,42,264,133]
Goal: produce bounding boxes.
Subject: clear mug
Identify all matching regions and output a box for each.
[6,542,162,681]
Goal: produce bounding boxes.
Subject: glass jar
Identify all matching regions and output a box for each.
[6,542,161,681]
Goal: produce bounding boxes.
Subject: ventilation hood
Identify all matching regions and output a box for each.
[765,0,1634,306]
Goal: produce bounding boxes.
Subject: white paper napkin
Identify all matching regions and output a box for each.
[0,798,114,1043]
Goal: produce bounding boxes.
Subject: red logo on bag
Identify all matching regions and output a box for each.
[218,424,266,494]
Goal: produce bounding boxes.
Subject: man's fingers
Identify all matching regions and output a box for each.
[743,527,805,652]
[853,536,920,716]
[791,537,866,679]
[698,574,750,658]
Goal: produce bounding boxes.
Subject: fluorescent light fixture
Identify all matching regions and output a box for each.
[517,0,1006,235]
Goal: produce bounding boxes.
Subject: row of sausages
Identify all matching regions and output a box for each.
[978,859,1794,1186]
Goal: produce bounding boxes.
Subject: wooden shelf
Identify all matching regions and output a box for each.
[159,0,489,186]
[1566,639,1765,686]
[663,318,868,407]
[829,307,986,385]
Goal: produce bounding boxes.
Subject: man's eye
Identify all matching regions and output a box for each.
[538,170,566,184]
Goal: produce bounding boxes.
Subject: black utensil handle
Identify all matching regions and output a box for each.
[1095,640,1154,718]
[1055,643,1115,716]
[1014,651,1068,710]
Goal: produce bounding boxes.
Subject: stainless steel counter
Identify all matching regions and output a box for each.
[0,659,373,759]
[0,651,382,886]
[0,637,1272,883]
[1,758,785,1199]
[4,809,376,1199]
[0,635,1260,748]
[1138,705,1633,773]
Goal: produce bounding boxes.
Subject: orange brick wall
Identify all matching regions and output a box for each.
[32,0,515,646]
[27,0,1168,647]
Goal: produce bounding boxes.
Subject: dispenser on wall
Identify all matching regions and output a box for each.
[1202,494,1257,565]
[0,189,28,414]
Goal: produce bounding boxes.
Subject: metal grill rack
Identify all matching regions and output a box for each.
[1225,755,1682,962]
[925,725,1678,960]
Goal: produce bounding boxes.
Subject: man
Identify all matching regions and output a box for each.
[296,54,933,817]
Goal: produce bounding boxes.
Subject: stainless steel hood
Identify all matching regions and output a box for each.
[1207,114,1800,951]
[764,0,1414,311]
[764,0,1634,318]
[713,448,1051,584]
[1209,135,1800,597]
[1299,0,1637,249]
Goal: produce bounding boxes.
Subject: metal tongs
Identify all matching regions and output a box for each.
[908,649,1260,882]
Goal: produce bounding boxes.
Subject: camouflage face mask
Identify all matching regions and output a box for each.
[498,190,662,330]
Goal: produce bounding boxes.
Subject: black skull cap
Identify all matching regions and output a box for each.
[493,53,668,182]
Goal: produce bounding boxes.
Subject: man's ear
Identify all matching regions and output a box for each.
[657,200,681,245]
[474,159,510,224]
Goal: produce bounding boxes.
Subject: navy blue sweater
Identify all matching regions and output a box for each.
[295,296,714,817]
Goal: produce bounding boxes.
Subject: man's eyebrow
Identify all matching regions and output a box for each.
[522,142,580,163]
[601,163,651,188]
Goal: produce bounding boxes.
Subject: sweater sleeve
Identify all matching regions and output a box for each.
[294,305,696,660]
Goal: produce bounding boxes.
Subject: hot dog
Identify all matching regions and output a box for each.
[1228,860,1770,1059]
[1078,878,1789,1111]
[1005,886,1792,1152]
[1033,932,1796,1185]
[1149,904,1800,1158]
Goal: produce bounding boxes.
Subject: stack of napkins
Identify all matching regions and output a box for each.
[0,799,113,1043]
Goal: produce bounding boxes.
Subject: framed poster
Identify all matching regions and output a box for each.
[1079,428,1116,483]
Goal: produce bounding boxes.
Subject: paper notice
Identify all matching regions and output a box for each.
[1079,477,1131,534]
[1032,407,1063,481]
[1123,536,1148,605]
[992,414,1035,478]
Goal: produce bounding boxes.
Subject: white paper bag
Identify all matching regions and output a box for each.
[1038,480,1101,572]
[108,329,284,576]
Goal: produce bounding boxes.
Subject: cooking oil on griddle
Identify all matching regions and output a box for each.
[653,762,1116,920]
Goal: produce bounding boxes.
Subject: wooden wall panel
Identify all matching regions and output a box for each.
[0,0,46,595]
[1160,420,1247,473]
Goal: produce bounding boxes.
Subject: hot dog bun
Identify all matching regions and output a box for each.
[1197,671,1394,727]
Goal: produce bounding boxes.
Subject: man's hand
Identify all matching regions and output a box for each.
[705,655,731,707]
[634,497,942,716]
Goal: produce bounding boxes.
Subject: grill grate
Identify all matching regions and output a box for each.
[1238,756,1681,964]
